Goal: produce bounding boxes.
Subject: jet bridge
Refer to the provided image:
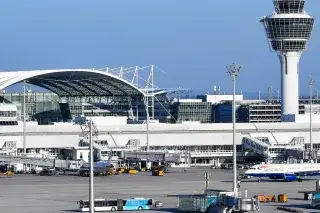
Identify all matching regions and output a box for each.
[242,136,269,158]
[0,155,53,167]
[0,155,84,171]
[124,151,181,163]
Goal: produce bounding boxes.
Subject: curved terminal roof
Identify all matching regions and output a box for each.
[0,69,145,97]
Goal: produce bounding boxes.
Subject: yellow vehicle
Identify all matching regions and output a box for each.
[117,168,125,173]
[129,169,137,174]
[0,165,14,176]
[151,166,164,176]
[278,194,288,203]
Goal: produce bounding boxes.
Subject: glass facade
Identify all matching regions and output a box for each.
[271,40,307,51]
[1,92,60,122]
[273,0,305,14]
[171,102,212,123]
[148,145,243,153]
[265,18,314,40]
[0,92,172,124]
[262,0,314,52]
[214,101,308,123]
[213,104,241,123]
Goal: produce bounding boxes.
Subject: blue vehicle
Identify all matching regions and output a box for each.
[78,197,155,212]
[311,192,320,208]
[123,198,154,210]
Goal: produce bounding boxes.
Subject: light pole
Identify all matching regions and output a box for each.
[226,63,242,197]
[309,75,315,156]
[267,86,273,100]
[89,118,94,213]
[145,93,150,152]
[23,80,27,154]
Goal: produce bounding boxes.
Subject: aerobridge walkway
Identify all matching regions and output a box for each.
[124,151,181,163]
[242,135,306,160]
[93,142,103,151]
[242,136,269,158]
[0,155,83,170]
[79,140,103,152]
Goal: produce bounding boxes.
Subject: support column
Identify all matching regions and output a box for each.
[279,52,301,121]
[136,99,139,121]
[151,65,155,120]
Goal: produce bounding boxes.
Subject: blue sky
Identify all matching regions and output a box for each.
[0,0,319,96]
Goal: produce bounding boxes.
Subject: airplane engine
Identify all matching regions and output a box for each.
[283,174,297,182]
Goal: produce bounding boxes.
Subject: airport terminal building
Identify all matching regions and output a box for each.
[0,68,318,167]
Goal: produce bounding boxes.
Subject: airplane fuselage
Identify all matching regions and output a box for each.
[245,163,320,181]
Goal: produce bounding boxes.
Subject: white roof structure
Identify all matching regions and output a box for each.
[0,69,145,97]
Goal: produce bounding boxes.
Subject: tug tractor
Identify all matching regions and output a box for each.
[0,165,8,173]
[0,164,14,176]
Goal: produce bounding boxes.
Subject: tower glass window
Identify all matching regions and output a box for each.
[265,18,314,41]
[273,0,305,14]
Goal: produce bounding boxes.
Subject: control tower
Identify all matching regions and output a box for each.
[261,0,314,121]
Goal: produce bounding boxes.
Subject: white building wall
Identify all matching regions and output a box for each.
[295,114,320,123]
[304,105,320,114]
[178,99,202,103]
[105,132,243,147]
[205,94,243,104]
[76,149,89,162]
[0,135,80,149]
[89,116,127,125]
[1,121,320,149]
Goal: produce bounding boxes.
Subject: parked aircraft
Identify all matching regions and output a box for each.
[78,161,114,176]
[245,163,320,181]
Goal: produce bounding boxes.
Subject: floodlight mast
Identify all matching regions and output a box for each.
[226,63,242,197]
[23,80,27,154]
[261,0,315,121]
[309,75,315,153]
[89,118,94,213]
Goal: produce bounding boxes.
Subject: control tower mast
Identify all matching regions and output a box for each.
[261,0,314,121]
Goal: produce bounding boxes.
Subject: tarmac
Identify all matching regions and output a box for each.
[0,168,320,213]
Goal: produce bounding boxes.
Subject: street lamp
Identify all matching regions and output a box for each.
[226,63,242,196]
[89,118,94,213]
[309,75,315,157]
[79,116,95,213]
[267,86,273,100]
[22,80,27,154]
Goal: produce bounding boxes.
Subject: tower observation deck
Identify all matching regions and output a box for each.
[261,0,314,121]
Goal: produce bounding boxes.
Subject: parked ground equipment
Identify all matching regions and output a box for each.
[0,164,14,176]
[151,166,164,176]
[39,167,56,176]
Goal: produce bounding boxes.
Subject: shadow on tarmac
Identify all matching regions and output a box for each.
[270,203,314,210]
[151,208,177,213]
[60,208,177,213]
[221,179,317,183]
[288,197,307,201]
